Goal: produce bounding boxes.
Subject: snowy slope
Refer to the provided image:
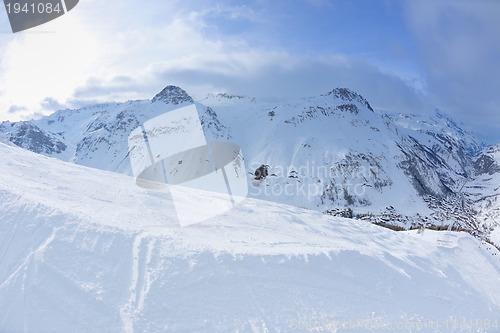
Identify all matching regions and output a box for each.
[0,142,499,332]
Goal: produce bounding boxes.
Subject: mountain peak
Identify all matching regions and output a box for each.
[151,85,194,105]
[323,87,374,112]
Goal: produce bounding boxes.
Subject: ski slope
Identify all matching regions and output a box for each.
[0,142,499,332]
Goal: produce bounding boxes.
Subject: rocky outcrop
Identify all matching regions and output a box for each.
[474,145,500,175]
[0,122,66,155]
[151,85,194,105]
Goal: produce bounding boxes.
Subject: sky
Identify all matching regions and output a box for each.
[0,0,498,143]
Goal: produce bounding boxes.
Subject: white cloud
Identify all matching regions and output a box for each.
[0,9,100,120]
[404,0,500,140]
[0,0,425,120]
[0,0,500,143]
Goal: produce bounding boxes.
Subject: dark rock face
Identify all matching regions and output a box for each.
[0,122,66,155]
[336,103,359,114]
[254,165,269,180]
[395,130,476,199]
[151,86,194,105]
[199,106,228,139]
[324,208,353,218]
[213,93,246,100]
[474,146,500,175]
[475,155,500,175]
[323,88,374,112]
[397,137,454,198]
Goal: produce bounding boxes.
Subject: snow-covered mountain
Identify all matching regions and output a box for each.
[0,142,499,332]
[1,85,499,245]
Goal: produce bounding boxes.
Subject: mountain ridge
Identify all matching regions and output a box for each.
[1,85,498,246]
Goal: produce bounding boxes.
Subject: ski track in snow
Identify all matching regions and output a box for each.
[121,232,156,333]
[0,226,57,291]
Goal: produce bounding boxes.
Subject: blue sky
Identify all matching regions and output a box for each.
[0,0,498,143]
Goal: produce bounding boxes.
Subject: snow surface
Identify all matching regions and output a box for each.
[0,142,499,332]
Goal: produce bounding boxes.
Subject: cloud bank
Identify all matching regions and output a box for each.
[0,0,498,142]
